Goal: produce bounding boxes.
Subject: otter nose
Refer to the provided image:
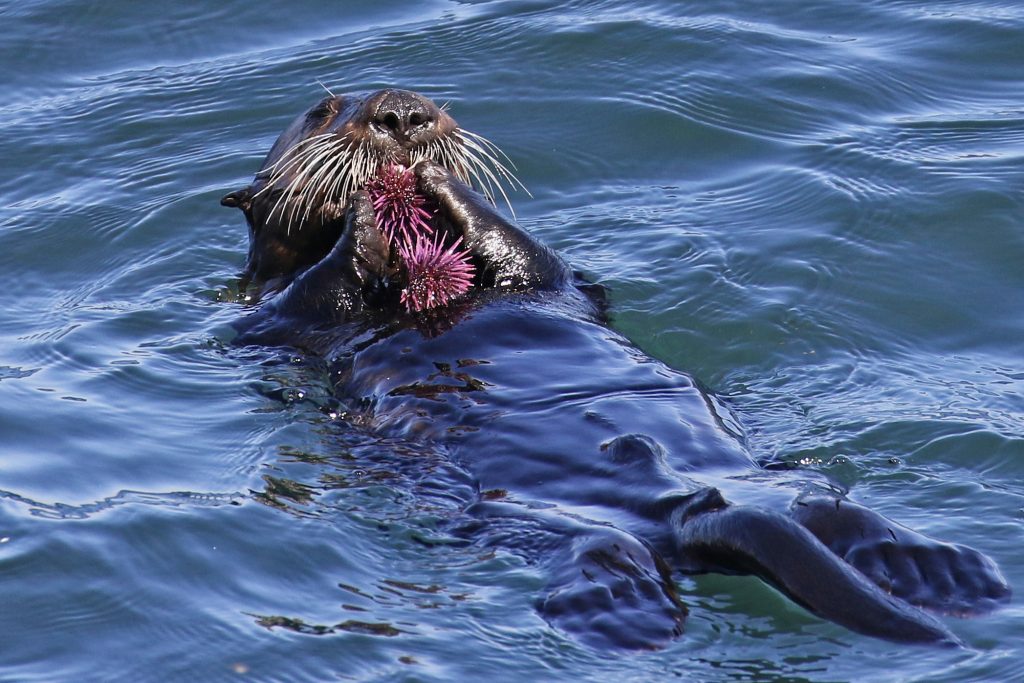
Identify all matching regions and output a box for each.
[372,90,435,140]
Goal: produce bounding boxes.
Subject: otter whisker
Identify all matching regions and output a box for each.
[449,129,530,216]
[456,128,514,164]
[259,133,359,233]
[460,143,512,191]
[461,152,509,212]
[326,147,358,209]
[252,145,317,204]
[342,145,363,201]
[451,139,521,216]
[259,133,334,172]
[305,141,354,210]
[276,141,342,232]
[323,149,354,213]
[436,137,471,184]
[409,141,427,167]
[259,136,336,212]
[411,140,443,171]
[338,142,380,211]
[254,133,337,185]
[355,144,375,189]
[456,128,518,171]
[437,138,472,187]
[300,143,353,225]
[283,143,336,219]
[312,141,359,213]
[456,130,528,194]
[352,148,376,201]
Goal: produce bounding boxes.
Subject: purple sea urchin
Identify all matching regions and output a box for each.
[399,233,475,312]
[365,164,433,246]
[365,164,476,312]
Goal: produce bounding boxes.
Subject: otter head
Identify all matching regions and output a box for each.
[222,88,519,291]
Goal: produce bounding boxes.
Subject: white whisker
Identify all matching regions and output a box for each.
[456,130,529,195]
[301,144,351,224]
[280,143,336,232]
[248,117,528,235]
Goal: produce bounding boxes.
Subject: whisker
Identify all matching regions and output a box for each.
[438,137,472,186]
[255,133,336,184]
[279,143,338,232]
[253,136,335,216]
[300,144,351,224]
[457,129,521,176]
[321,134,359,205]
[461,147,508,211]
[446,136,519,217]
[255,133,358,233]
[456,130,529,195]
[332,149,360,204]
[247,117,529,235]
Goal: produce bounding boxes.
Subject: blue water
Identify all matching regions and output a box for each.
[1,1,1022,681]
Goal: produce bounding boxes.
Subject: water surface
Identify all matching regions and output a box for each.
[1,1,1022,681]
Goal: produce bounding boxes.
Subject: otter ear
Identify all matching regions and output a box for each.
[220,186,253,210]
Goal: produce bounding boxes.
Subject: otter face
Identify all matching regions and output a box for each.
[222,89,520,291]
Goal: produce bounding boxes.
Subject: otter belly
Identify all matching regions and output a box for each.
[331,291,753,522]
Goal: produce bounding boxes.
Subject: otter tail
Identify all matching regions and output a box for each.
[671,488,958,645]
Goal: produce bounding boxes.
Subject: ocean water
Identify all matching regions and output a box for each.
[1,1,1022,681]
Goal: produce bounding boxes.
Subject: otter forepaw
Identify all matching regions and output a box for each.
[411,158,451,190]
[338,190,391,285]
[413,159,570,291]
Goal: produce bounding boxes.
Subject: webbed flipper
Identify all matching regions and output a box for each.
[458,500,687,650]
[672,488,959,645]
[540,527,687,650]
[792,494,1011,615]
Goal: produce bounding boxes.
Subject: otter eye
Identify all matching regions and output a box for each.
[307,98,337,122]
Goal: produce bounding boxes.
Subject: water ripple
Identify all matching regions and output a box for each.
[0,1,1022,680]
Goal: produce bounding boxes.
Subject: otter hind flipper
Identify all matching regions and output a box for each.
[540,527,688,650]
[672,489,959,645]
[792,495,1011,615]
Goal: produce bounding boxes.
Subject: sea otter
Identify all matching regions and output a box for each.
[222,88,1009,647]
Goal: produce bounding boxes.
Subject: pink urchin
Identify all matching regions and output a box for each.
[399,232,475,312]
[365,163,476,312]
[364,164,433,246]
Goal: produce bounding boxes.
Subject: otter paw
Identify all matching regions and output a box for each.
[342,191,391,280]
[411,158,449,185]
